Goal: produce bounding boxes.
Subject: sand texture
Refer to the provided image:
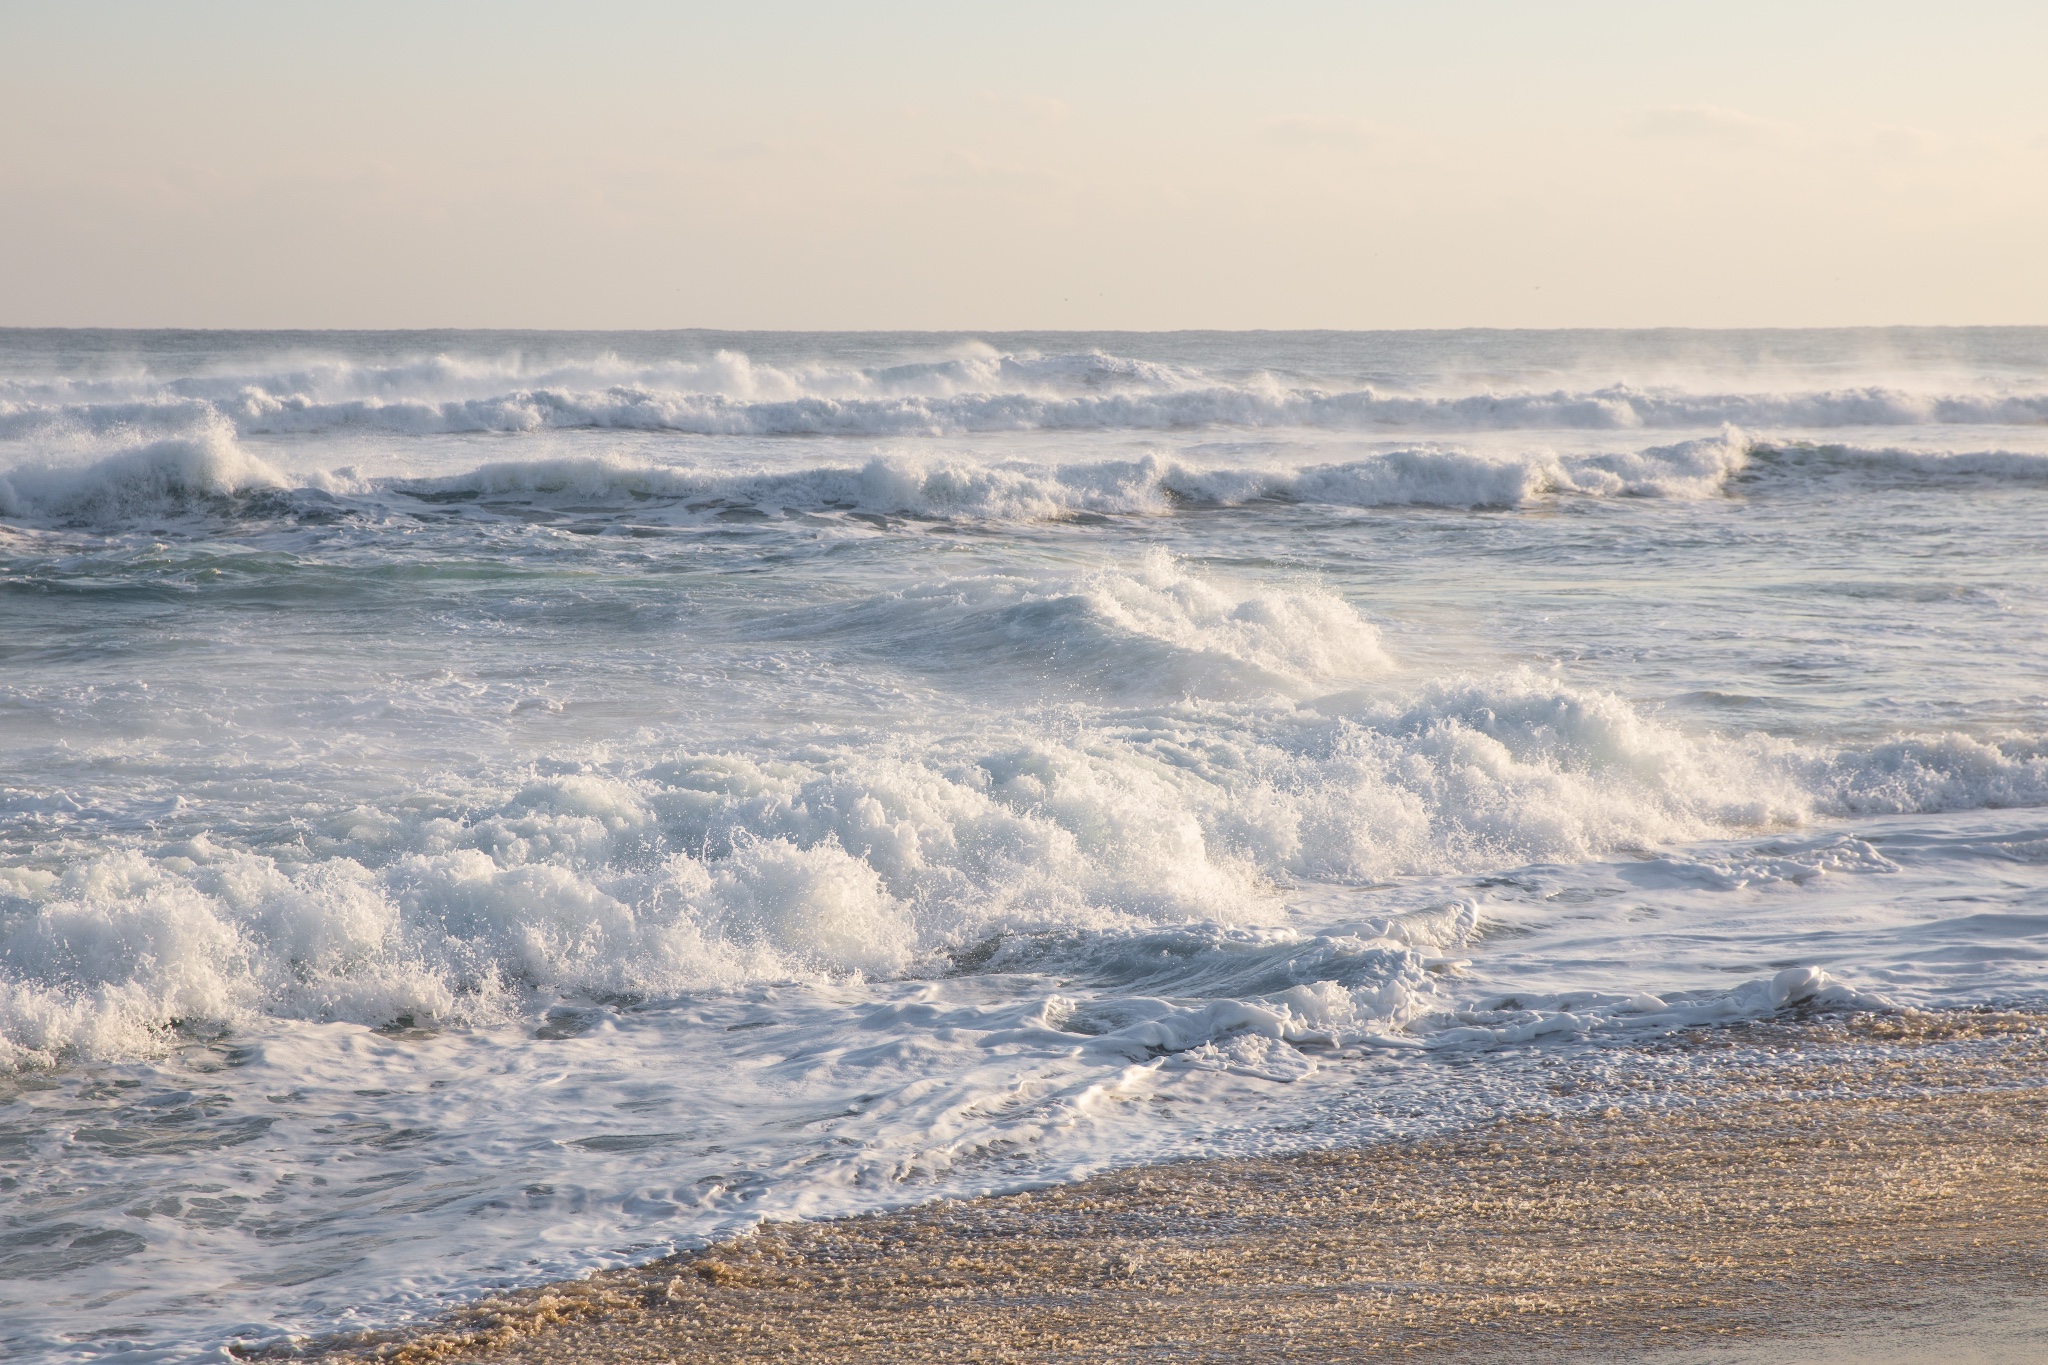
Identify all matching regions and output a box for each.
[297,1012,2048,1363]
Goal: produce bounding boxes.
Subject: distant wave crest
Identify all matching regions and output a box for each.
[0,431,1756,526]
[3,345,2047,441]
[15,424,2048,528]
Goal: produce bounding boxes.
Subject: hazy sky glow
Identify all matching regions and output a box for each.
[3,1,2045,328]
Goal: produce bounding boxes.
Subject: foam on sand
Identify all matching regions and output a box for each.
[294,1013,2048,1365]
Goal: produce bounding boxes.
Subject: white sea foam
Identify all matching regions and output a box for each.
[1434,964,1887,1046]
[6,329,2047,1364]
[0,436,1570,526]
[15,419,2048,530]
[0,418,288,521]
[1814,733,2048,814]
[370,436,2048,516]
[3,502,2042,1075]
[8,653,2042,1072]
[1753,440,2048,482]
[4,345,2046,440]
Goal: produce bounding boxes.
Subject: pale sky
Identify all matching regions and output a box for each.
[2,1,2044,329]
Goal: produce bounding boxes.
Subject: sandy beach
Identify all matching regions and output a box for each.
[292,1010,2048,1364]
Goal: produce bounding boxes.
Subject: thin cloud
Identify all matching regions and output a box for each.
[908,149,1061,194]
[1262,115,1379,151]
[1633,105,1785,145]
[1870,124,1944,159]
[979,92,1072,124]
[711,139,829,164]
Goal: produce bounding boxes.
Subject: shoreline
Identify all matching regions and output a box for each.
[301,1010,2048,1363]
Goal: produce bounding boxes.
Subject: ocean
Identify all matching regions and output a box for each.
[2,327,2045,1361]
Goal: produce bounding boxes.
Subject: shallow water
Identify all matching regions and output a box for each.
[2,328,2045,1360]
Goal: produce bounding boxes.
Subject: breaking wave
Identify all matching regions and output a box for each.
[388,432,1749,517]
[5,652,2043,1068]
[4,345,2047,442]
[0,419,290,521]
[12,426,2048,531]
[0,430,1762,527]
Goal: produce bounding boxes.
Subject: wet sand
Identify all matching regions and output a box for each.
[302,1011,2048,1363]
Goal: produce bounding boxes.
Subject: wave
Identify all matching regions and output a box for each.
[775,550,1394,699]
[1750,440,2048,482]
[14,422,2048,530]
[391,445,1632,515]
[335,438,2048,513]
[0,347,1202,415]
[5,648,2043,1067]
[210,384,2048,438]
[1815,733,2048,814]
[3,345,2047,441]
[0,419,289,521]
[0,431,1755,527]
